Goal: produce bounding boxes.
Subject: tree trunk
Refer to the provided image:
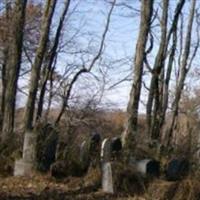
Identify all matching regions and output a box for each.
[122,0,154,148]
[1,0,27,144]
[146,0,185,140]
[146,0,169,140]
[161,28,177,128]
[0,2,12,130]
[36,0,70,121]
[44,66,55,121]
[23,0,56,130]
[167,0,196,146]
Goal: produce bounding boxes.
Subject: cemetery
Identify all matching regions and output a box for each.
[1,0,200,199]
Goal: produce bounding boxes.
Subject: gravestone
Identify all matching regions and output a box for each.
[130,158,160,177]
[101,138,111,162]
[14,159,34,176]
[36,127,58,172]
[14,132,37,176]
[102,162,114,194]
[166,158,189,181]
[101,138,114,193]
[79,140,90,170]
[91,132,101,145]
[111,137,122,152]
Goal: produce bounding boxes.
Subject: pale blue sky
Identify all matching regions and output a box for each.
[16,0,200,112]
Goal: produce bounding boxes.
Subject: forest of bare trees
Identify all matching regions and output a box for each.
[1,0,200,199]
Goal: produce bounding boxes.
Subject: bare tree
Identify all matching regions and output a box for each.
[36,0,71,122]
[1,0,27,144]
[0,1,11,130]
[122,0,154,148]
[146,0,169,140]
[167,0,198,146]
[54,0,117,125]
[23,0,56,131]
[145,0,185,141]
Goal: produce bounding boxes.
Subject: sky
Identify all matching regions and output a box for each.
[15,0,200,113]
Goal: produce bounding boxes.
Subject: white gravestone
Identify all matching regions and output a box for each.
[101,138,114,194]
[101,138,111,162]
[102,162,114,194]
[14,132,37,176]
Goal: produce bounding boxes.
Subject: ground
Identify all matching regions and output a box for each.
[0,172,200,200]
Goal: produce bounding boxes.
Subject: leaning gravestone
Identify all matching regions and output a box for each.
[101,138,111,162]
[101,138,114,194]
[14,132,37,176]
[102,162,114,194]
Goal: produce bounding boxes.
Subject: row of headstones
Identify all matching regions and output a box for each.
[14,131,102,176]
[13,132,190,194]
[100,137,190,194]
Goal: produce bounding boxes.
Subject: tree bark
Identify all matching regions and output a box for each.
[1,0,27,144]
[146,0,169,140]
[23,0,56,131]
[146,0,185,140]
[36,0,70,121]
[0,2,12,130]
[122,0,154,148]
[167,0,196,146]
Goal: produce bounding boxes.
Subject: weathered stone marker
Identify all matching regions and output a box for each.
[101,138,114,194]
[102,162,114,194]
[80,140,90,170]
[101,138,111,162]
[14,159,33,176]
[129,158,160,177]
[14,132,37,176]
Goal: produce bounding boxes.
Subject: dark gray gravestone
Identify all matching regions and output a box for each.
[36,125,58,172]
[91,132,101,145]
[110,137,122,152]
[79,140,90,170]
[166,158,189,181]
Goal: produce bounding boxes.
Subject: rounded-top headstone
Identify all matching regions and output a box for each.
[91,132,101,144]
[111,137,122,152]
[134,159,160,177]
[101,138,111,162]
[166,158,189,181]
[80,140,90,165]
